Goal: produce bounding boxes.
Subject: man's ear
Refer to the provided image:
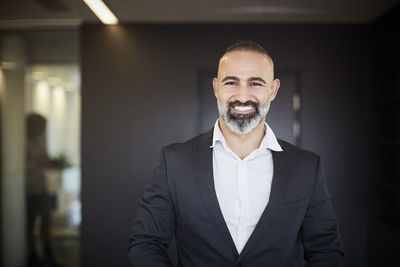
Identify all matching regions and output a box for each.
[270,78,280,101]
[212,77,218,98]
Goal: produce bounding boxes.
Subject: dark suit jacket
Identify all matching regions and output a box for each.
[129,130,344,267]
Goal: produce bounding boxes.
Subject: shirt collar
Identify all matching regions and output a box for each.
[210,119,283,152]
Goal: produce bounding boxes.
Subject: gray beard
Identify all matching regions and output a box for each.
[217,100,270,135]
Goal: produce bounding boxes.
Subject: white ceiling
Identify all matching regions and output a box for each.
[0,0,398,28]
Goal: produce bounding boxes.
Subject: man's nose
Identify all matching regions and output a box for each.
[235,85,250,103]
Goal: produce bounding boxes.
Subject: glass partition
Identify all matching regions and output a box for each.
[1,31,80,267]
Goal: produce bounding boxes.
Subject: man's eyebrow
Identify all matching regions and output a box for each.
[221,76,239,82]
[248,77,266,84]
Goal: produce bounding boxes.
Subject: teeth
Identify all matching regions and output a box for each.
[234,106,253,111]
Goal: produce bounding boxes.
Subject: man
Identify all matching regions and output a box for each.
[129,40,344,267]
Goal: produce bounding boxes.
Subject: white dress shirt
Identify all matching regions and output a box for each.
[211,119,283,254]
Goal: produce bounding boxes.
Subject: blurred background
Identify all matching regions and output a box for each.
[0,0,399,267]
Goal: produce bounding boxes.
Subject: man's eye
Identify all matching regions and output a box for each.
[224,81,236,86]
[250,82,263,86]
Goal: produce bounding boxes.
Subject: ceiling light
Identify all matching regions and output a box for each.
[83,0,118,25]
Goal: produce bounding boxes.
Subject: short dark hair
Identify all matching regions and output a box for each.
[222,40,271,59]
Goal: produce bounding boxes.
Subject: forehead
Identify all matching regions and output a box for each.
[218,50,273,79]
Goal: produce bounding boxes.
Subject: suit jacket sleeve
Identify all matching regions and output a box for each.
[128,148,175,267]
[301,156,344,267]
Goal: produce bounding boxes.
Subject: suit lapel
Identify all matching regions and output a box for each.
[236,141,291,261]
[192,129,239,256]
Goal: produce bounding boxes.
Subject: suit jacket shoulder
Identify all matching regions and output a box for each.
[162,129,212,161]
[277,139,319,162]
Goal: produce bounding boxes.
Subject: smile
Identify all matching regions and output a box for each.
[231,105,255,114]
[233,106,254,111]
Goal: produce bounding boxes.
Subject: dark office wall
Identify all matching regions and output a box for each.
[368,4,400,266]
[81,24,370,267]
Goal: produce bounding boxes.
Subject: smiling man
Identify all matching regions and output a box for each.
[129,41,344,267]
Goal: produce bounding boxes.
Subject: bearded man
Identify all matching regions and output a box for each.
[129,40,344,267]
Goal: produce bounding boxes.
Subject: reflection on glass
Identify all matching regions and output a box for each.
[25,65,81,267]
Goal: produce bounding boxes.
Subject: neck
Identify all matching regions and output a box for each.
[219,116,265,159]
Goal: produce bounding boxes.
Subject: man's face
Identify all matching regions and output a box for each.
[213,50,280,134]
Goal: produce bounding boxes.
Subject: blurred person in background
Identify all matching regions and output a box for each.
[26,113,62,267]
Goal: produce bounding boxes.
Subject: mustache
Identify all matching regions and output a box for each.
[228,100,259,109]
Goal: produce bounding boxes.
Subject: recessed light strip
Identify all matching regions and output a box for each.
[83,0,118,25]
